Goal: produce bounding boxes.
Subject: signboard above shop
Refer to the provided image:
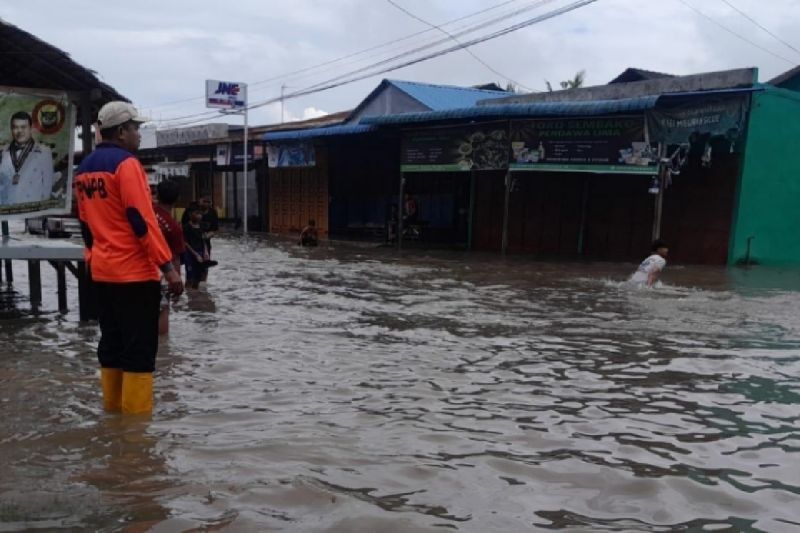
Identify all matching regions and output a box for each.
[152,162,190,181]
[157,123,229,147]
[267,142,315,168]
[205,80,247,110]
[647,93,749,153]
[401,123,508,172]
[509,116,658,175]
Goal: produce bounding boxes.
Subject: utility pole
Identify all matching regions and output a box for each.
[280,84,286,124]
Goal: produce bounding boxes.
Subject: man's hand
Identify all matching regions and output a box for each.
[165,269,184,297]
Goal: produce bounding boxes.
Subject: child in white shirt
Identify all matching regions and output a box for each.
[630,240,669,288]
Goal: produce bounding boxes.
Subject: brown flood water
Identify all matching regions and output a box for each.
[2,232,800,532]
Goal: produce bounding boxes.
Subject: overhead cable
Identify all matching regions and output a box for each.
[158,0,598,127]
[677,0,794,64]
[385,0,535,92]
[718,0,800,58]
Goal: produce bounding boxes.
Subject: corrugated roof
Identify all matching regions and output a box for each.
[344,79,511,122]
[386,79,510,111]
[264,124,375,141]
[0,18,126,111]
[360,95,661,126]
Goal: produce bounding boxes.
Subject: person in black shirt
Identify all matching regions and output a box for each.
[182,206,208,289]
[199,196,218,282]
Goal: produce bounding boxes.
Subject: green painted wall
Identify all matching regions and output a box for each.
[729,88,800,265]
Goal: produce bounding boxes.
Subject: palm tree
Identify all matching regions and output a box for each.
[545,70,586,92]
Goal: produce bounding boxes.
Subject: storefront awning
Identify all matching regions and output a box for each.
[263,124,375,142]
[361,88,763,127]
[360,96,661,126]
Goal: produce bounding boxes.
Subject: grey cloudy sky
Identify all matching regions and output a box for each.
[4,0,799,128]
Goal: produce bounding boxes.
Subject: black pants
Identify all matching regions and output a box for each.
[96,281,161,373]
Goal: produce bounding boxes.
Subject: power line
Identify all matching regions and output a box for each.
[677,0,795,64]
[158,0,598,128]
[252,0,598,109]
[385,0,535,92]
[299,0,563,94]
[140,0,522,111]
[718,0,800,58]
[154,0,550,125]
[152,0,562,121]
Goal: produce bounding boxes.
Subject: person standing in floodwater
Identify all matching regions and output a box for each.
[182,196,218,283]
[183,205,209,289]
[629,239,669,288]
[74,101,183,416]
[153,179,186,335]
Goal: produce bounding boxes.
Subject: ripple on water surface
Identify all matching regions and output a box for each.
[1,236,800,531]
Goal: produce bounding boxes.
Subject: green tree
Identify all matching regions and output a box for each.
[545,70,586,92]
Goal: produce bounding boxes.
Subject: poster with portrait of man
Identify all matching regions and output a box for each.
[0,86,75,218]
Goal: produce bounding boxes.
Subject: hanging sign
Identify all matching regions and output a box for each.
[0,86,76,218]
[509,116,657,175]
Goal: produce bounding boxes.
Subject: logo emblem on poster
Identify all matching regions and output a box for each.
[32,99,66,135]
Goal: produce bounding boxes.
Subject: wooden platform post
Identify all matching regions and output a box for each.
[55,261,67,313]
[76,262,97,322]
[27,260,41,312]
[2,221,11,285]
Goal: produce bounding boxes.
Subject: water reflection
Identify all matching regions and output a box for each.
[1,235,800,530]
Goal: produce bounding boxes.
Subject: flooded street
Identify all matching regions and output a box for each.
[2,235,800,531]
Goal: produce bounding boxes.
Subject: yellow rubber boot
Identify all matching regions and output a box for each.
[121,372,154,415]
[100,368,123,412]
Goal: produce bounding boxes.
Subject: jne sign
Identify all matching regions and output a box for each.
[205,79,247,110]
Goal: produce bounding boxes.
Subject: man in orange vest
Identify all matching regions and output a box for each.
[74,101,183,415]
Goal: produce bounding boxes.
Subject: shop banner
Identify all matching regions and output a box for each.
[646,94,749,152]
[0,87,75,218]
[401,124,508,172]
[267,142,315,168]
[509,116,657,175]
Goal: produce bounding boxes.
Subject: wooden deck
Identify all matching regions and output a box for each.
[0,235,96,320]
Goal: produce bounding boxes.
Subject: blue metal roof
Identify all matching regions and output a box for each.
[360,95,661,125]
[264,124,375,141]
[386,80,509,111]
[360,88,762,126]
